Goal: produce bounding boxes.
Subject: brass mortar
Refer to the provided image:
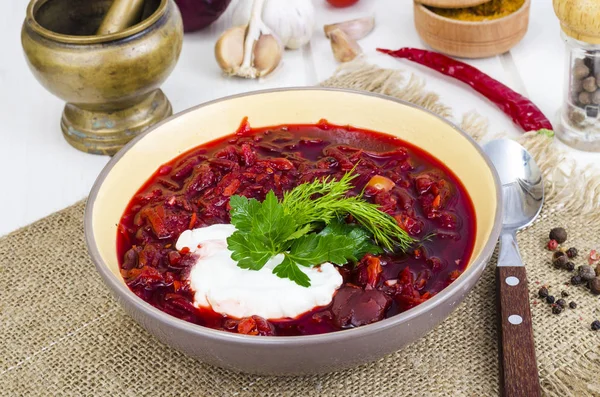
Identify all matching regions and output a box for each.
[21,0,183,155]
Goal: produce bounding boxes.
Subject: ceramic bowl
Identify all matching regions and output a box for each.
[85,88,502,375]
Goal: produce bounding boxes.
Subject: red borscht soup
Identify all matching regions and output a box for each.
[117,120,476,336]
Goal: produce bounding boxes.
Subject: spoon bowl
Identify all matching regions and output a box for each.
[484,139,543,231]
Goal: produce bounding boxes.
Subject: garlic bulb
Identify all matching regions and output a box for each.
[232,0,315,50]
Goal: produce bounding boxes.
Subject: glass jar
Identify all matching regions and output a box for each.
[558,33,600,151]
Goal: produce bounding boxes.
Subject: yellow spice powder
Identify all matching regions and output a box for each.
[428,0,526,22]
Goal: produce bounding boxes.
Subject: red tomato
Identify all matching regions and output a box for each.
[326,0,360,7]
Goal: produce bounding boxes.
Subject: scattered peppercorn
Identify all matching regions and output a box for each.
[565,262,576,272]
[592,320,600,331]
[556,299,566,308]
[569,301,577,309]
[552,305,563,315]
[561,290,569,297]
[546,295,556,304]
[579,265,596,281]
[547,239,559,251]
[589,277,600,295]
[553,251,566,260]
[566,247,578,258]
[538,287,549,298]
[553,255,569,269]
[595,263,600,277]
[571,275,584,285]
[549,227,568,244]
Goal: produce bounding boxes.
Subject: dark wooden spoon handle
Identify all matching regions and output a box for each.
[497,266,541,397]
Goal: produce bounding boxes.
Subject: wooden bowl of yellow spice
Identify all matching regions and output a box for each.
[414,0,531,58]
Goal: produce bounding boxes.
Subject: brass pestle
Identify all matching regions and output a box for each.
[97,0,146,35]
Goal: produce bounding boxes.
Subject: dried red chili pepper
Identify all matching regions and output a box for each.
[377,47,553,133]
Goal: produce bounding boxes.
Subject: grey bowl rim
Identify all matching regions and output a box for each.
[84,86,503,347]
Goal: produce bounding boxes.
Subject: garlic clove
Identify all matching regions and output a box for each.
[329,28,362,63]
[324,16,375,41]
[253,34,283,76]
[215,25,246,75]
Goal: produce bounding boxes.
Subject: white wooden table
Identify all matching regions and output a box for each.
[0,0,596,236]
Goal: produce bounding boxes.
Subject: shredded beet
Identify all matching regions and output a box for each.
[117,121,476,336]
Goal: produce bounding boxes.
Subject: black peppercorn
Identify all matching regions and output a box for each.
[553,256,569,269]
[552,305,563,315]
[538,287,549,298]
[589,277,600,295]
[546,295,556,304]
[561,290,569,297]
[553,251,566,260]
[569,301,577,309]
[592,320,600,331]
[549,227,568,244]
[566,247,578,258]
[571,275,584,285]
[579,265,596,281]
[565,262,576,272]
[556,299,566,308]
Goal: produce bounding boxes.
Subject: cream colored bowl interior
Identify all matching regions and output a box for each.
[92,90,498,281]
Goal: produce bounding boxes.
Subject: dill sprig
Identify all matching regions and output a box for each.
[282,171,413,251]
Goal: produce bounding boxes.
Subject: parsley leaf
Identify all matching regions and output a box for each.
[250,191,297,250]
[272,256,311,288]
[286,233,357,266]
[227,231,273,270]
[272,234,358,287]
[229,195,261,232]
[319,219,383,260]
[285,224,313,241]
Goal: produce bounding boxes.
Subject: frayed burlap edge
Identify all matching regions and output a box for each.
[321,59,600,396]
[515,133,600,224]
[542,350,600,397]
[319,58,489,145]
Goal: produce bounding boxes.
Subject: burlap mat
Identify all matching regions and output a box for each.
[2,61,600,396]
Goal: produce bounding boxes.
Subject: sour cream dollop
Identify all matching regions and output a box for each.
[175,224,343,320]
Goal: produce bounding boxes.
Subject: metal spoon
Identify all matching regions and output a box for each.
[483,139,543,397]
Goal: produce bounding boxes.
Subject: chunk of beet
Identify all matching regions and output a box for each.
[355,255,383,290]
[172,158,200,181]
[237,316,275,336]
[240,143,257,166]
[331,285,392,328]
[185,163,215,194]
[142,206,190,240]
[122,247,141,270]
[414,174,437,195]
[323,147,354,170]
